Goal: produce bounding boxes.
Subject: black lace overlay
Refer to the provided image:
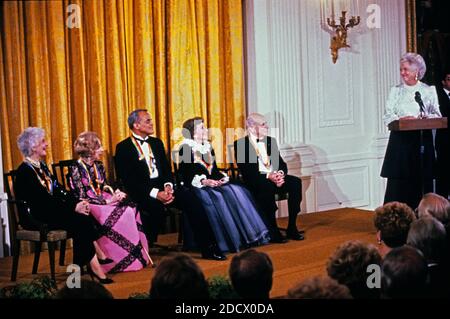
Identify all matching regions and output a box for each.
[97,205,148,272]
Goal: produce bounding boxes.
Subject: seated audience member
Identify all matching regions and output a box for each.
[149,253,209,299]
[55,279,114,299]
[407,217,450,297]
[14,127,112,284]
[178,118,270,253]
[326,240,382,299]
[381,246,428,299]
[374,202,416,257]
[228,249,273,299]
[234,113,304,242]
[417,193,450,226]
[68,131,150,273]
[287,276,352,299]
[417,193,450,264]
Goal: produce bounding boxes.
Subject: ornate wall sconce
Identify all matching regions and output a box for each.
[327,11,360,63]
[321,1,361,64]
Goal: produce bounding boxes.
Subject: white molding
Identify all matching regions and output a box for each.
[315,165,370,211]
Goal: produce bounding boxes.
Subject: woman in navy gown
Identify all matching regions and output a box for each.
[178,117,270,253]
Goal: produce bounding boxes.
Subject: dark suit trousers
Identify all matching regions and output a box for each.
[174,188,218,252]
[139,200,166,245]
[250,174,302,235]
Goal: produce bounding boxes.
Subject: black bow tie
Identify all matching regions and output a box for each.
[135,137,149,145]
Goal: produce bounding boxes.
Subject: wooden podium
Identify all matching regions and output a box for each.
[388,117,448,131]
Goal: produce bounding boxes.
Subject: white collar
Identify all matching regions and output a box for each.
[181,138,211,154]
[444,88,450,96]
[249,133,264,144]
[132,133,149,141]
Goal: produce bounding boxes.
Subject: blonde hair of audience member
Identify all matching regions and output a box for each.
[287,276,352,299]
[326,240,381,299]
[374,202,416,257]
[417,193,450,226]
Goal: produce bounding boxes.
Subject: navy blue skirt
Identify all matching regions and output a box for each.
[193,183,270,253]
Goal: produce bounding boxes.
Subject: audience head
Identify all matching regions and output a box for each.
[417,193,450,226]
[374,202,416,250]
[287,276,352,299]
[128,109,154,136]
[55,279,114,299]
[400,52,426,85]
[246,113,269,139]
[229,249,273,299]
[407,216,447,264]
[73,131,103,160]
[17,127,47,159]
[149,253,209,299]
[381,246,428,299]
[326,240,381,299]
[182,117,206,141]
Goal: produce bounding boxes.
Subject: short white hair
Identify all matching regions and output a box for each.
[400,53,427,80]
[17,127,45,157]
[246,113,266,128]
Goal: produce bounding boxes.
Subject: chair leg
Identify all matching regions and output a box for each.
[59,240,67,266]
[32,242,42,274]
[48,242,56,282]
[11,240,21,281]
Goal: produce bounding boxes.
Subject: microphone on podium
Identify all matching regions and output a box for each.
[414,91,426,117]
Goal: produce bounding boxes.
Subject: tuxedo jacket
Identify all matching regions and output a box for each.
[178,144,223,185]
[436,86,450,150]
[233,136,287,192]
[114,136,173,212]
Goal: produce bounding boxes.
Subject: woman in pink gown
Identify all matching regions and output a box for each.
[68,131,151,273]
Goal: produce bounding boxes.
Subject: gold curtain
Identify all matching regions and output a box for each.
[0,0,245,174]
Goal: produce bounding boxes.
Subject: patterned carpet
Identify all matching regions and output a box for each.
[0,208,377,298]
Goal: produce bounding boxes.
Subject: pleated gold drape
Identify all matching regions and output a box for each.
[0,0,246,174]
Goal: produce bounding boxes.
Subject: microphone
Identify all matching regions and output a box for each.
[414,91,426,115]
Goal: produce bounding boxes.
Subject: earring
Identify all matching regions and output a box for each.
[377,239,382,245]
[415,73,418,81]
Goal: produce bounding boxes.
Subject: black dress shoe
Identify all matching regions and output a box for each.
[201,251,227,261]
[286,230,305,241]
[87,267,114,284]
[98,257,114,265]
[269,233,288,244]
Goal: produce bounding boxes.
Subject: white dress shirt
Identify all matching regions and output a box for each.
[249,134,273,174]
[383,81,442,126]
[131,133,172,199]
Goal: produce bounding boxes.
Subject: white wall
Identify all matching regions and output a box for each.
[245,0,406,214]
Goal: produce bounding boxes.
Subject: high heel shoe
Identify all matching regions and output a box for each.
[98,257,114,265]
[87,267,114,284]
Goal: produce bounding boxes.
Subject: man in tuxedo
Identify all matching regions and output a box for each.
[436,71,450,199]
[115,109,225,260]
[234,113,304,243]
